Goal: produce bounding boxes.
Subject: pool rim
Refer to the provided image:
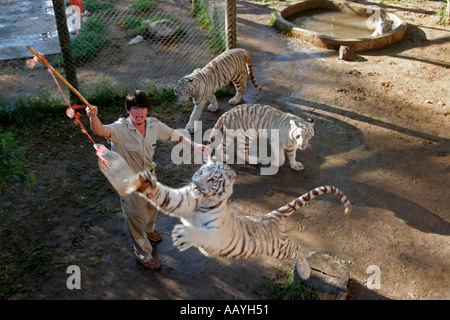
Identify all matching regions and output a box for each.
[274,0,408,51]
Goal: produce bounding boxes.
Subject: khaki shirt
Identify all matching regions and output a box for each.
[108,116,172,173]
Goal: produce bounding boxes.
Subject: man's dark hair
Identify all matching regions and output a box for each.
[125,90,150,110]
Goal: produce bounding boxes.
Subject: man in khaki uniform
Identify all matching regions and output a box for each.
[86,90,211,270]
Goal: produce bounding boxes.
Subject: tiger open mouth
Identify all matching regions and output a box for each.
[191,183,204,198]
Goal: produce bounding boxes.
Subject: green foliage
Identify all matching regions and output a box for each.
[82,0,114,13]
[0,131,35,191]
[130,0,157,14]
[269,10,278,27]
[71,15,111,66]
[208,21,227,55]
[215,85,235,98]
[0,92,65,126]
[256,266,320,300]
[84,80,130,113]
[0,81,179,129]
[191,0,211,29]
[145,83,179,126]
[191,0,226,54]
[434,1,450,25]
[120,16,145,30]
[146,83,177,106]
[84,14,107,34]
[119,16,149,36]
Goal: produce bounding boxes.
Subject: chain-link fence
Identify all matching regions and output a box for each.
[0,0,239,95]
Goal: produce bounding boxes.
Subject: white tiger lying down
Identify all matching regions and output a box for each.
[134,157,352,280]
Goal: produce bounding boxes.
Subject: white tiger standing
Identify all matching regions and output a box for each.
[174,48,268,133]
[134,157,352,280]
[208,104,314,173]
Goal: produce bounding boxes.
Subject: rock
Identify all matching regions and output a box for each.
[148,19,181,39]
[293,252,350,300]
[128,35,144,45]
[339,46,356,61]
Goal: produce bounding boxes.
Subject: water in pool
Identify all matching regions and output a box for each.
[287,9,374,38]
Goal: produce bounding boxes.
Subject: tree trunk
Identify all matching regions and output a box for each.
[52,0,80,104]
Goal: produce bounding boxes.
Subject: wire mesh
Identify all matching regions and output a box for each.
[0,0,234,92]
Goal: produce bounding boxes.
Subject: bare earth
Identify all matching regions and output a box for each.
[1,0,449,301]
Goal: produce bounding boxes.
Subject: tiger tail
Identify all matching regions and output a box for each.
[270,186,352,220]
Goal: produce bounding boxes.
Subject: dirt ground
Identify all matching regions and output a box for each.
[1,0,449,301]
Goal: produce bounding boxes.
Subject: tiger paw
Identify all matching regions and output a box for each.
[185,122,196,133]
[207,103,219,112]
[137,170,157,194]
[228,96,241,106]
[172,224,194,251]
[290,162,304,171]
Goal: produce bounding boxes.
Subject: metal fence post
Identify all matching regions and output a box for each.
[225,0,237,50]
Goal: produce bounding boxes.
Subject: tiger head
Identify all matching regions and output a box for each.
[379,19,394,34]
[191,156,236,199]
[290,118,314,150]
[174,75,198,105]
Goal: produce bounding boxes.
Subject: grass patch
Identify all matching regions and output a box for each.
[0,91,65,127]
[270,9,292,35]
[146,83,182,126]
[1,241,54,298]
[83,79,131,113]
[82,0,115,13]
[0,131,35,191]
[255,265,320,300]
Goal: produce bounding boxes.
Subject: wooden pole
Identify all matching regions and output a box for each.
[225,0,237,50]
[51,0,80,104]
[27,45,92,111]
